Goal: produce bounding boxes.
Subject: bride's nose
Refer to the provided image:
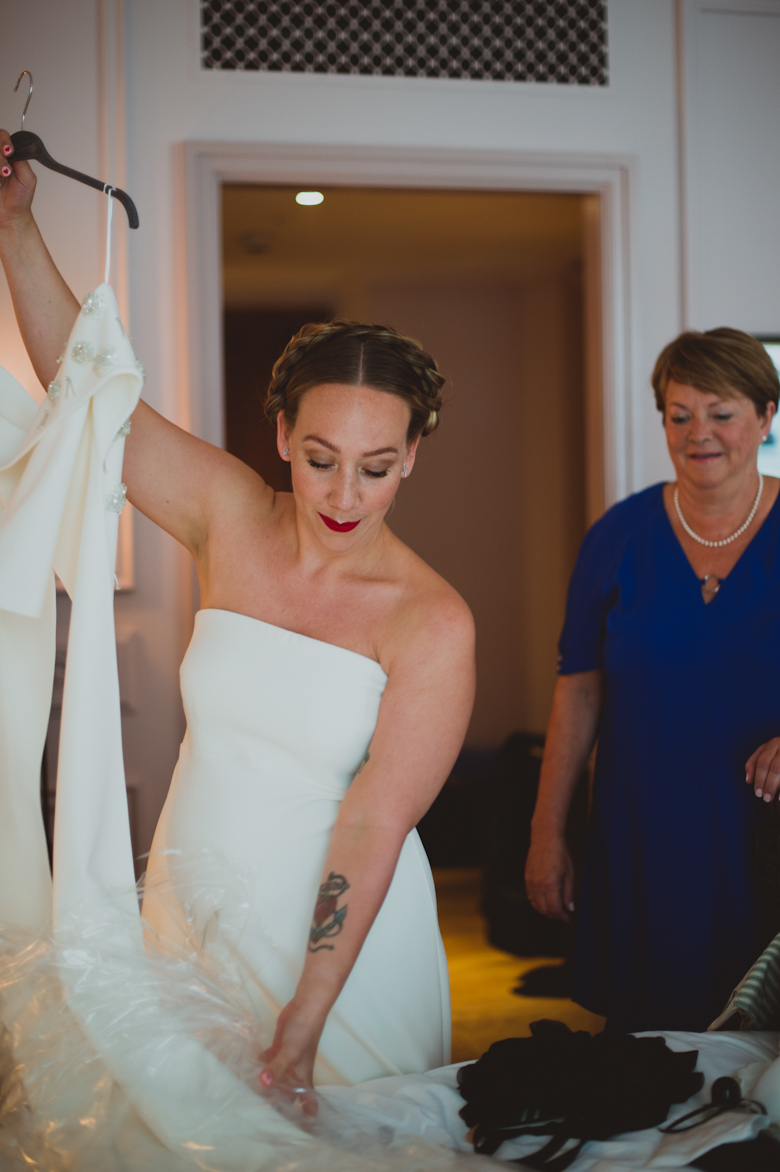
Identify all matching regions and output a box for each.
[328,466,361,511]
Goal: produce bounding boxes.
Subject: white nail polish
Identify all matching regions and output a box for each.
[764,793,773,803]
[756,789,763,798]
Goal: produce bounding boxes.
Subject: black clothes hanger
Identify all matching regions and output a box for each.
[9,72,139,229]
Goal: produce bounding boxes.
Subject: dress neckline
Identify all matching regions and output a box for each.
[658,479,780,600]
[196,608,388,678]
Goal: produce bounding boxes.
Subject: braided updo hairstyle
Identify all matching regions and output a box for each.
[265,320,445,440]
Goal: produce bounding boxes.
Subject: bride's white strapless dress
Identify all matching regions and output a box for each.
[143,608,452,1087]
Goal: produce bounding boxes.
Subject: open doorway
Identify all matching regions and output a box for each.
[220,184,603,1052]
[221,184,589,745]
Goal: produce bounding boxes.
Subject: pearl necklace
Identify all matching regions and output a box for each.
[674,473,764,548]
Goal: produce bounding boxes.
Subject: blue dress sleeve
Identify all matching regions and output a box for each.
[557,488,660,675]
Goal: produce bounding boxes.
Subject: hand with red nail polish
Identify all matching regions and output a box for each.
[256,997,324,1116]
[0,127,37,230]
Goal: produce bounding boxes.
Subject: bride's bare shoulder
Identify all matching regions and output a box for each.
[387,539,474,663]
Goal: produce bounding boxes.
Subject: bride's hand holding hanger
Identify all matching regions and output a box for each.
[0,128,79,387]
[0,130,36,228]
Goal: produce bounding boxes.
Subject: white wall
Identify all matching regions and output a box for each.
[681,1,780,332]
[2,0,779,853]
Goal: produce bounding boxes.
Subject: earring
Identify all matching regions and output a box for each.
[283,448,290,456]
[402,463,407,477]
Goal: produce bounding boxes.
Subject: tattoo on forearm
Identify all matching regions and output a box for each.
[309,872,350,953]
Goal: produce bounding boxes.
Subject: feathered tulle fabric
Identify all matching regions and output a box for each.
[0,851,492,1172]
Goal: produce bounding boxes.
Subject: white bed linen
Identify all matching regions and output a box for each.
[321,1030,780,1170]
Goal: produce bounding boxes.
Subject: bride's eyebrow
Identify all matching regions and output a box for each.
[302,435,398,458]
[303,434,339,452]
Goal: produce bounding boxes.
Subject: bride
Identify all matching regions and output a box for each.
[0,131,475,1097]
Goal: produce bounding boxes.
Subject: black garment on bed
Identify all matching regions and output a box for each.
[457,1019,703,1169]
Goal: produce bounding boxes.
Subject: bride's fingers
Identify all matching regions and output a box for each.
[258,1064,317,1117]
[0,128,36,198]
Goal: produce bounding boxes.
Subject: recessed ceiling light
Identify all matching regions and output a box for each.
[295,191,324,206]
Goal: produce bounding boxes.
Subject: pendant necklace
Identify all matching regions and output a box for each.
[674,473,764,601]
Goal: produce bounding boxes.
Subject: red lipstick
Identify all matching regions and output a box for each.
[319,513,360,533]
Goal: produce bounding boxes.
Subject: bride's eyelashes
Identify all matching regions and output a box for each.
[305,458,390,479]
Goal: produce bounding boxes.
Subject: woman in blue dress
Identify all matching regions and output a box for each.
[525,328,780,1032]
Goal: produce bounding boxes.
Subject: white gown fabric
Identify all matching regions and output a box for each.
[0,284,141,932]
[144,608,452,1086]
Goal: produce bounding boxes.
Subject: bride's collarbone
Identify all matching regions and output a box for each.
[202,569,400,655]
[200,513,428,650]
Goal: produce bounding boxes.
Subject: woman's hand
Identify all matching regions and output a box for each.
[258,997,324,1115]
[746,738,780,803]
[0,129,37,228]
[525,671,602,924]
[525,834,576,922]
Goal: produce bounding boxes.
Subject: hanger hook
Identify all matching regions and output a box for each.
[13,70,33,132]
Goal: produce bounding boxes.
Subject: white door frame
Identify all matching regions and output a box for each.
[182,142,637,515]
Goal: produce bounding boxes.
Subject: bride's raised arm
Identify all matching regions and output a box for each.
[0,128,264,557]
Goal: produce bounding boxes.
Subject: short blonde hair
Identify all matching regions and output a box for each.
[651,328,779,417]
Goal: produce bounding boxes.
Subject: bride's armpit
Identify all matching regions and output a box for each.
[308,872,350,953]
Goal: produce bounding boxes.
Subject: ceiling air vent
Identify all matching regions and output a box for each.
[200,1,608,86]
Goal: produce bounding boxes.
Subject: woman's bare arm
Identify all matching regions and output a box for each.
[261,587,476,1093]
[525,670,602,922]
[0,166,79,388]
[0,129,266,555]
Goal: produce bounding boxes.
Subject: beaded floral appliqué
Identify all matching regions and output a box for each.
[106,483,128,514]
[70,342,115,375]
[71,341,95,365]
[47,380,61,404]
[81,292,104,318]
[135,360,146,380]
[115,419,132,440]
[92,347,115,374]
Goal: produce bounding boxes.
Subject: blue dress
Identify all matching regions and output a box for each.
[560,483,780,1031]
